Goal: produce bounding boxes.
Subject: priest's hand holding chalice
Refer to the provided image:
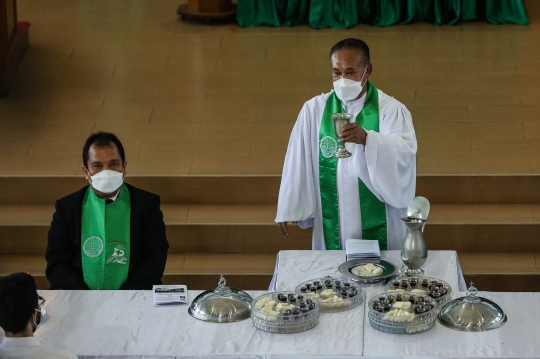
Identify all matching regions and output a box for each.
[335,114,367,149]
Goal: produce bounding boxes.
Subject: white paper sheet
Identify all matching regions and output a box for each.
[153,285,188,306]
[346,239,381,260]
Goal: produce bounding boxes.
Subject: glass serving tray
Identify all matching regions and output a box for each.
[251,291,320,334]
[368,291,438,334]
[294,276,362,313]
[384,275,452,307]
[338,259,397,284]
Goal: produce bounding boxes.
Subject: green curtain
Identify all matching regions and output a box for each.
[237,0,528,28]
[237,0,281,27]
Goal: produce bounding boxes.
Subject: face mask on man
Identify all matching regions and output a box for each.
[33,308,45,333]
[88,169,124,194]
[333,66,368,102]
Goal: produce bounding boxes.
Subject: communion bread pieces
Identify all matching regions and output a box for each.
[392,301,411,310]
[383,309,415,322]
[369,291,438,334]
[382,300,414,322]
[351,263,384,276]
[252,292,321,334]
[254,297,270,310]
[306,291,350,308]
[319,289,335,298]
[253,293,317,322]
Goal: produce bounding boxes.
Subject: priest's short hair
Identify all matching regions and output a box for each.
[329,38,370,65]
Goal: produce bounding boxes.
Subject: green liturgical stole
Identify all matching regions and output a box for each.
[318,81,388,250]
[81,184,131,290]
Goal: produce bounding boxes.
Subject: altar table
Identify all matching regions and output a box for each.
[0,288,537,358]
[1,250,537,358]
[24,290,539,358]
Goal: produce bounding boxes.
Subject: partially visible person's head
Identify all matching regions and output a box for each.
[82,132,126,174]
[0,272,40,335]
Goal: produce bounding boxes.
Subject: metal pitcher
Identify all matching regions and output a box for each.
[401,217,427,276]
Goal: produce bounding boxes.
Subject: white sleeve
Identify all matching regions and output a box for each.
[275,103,317,226]
[353,100,417,209]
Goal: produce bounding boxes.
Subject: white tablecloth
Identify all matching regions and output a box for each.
[269,250,540,358]
[0,289,535,358]
[29,290,364,357]
[363,292,540,358]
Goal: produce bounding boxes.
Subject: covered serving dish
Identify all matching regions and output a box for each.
[294,276,362,313]
[252,291,320,334]
[437,283,507,332]
[188,275,252,323]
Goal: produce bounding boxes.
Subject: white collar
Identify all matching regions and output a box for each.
[107,187,121,202]
[1,337,41,347]
[340,91,367,113]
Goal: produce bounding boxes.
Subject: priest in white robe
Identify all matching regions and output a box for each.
[275,38,417,251]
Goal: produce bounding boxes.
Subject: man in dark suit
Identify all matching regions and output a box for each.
[46,132,169,290]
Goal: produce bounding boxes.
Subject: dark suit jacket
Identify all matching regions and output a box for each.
[46,183,169,290]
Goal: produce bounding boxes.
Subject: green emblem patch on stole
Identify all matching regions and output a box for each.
[83,236,104,258]
[319,136,338,158]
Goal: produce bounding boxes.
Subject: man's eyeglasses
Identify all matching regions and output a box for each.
[39,296,46,306]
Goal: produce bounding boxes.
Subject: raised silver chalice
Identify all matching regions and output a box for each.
[332,113,352,158]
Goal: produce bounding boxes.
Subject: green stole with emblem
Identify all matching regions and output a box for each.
[318,81,388,250]
[81,184,131,290]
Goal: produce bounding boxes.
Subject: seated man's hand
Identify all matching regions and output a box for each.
[277,222,297,238]
[340,123,367,146]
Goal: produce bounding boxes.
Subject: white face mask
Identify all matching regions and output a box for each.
[333,66,368,102]
[89,170,124,194]
[33,307,45,333]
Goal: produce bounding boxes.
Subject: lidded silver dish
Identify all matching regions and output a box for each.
[188,275,252,323]
[437,283,507,332]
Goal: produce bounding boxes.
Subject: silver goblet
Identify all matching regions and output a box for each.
[332,113,352,158]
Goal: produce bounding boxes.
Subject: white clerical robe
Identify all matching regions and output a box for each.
[0,337,78,359]
[275,89,417,250]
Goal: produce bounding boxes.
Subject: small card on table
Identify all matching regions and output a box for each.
[152,285,188,306]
